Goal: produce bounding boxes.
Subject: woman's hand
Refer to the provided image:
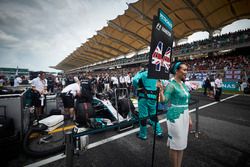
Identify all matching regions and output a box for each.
[157,81,164,92]
[189,117,193,130]
[157,82,165,102]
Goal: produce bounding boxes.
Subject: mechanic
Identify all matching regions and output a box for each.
[61,76,81,120]
[31,71,47,119]
[132,64,163,140]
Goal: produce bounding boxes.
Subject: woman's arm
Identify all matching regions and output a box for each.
[159,82,174,103]
[189,114,193,130]
[158,84,165,102]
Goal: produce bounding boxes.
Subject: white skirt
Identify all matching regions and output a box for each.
[167,109,189,150]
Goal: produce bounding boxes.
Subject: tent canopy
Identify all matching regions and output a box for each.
[54,0,250,71]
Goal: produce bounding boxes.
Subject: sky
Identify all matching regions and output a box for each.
[0,0,250,72]
[185,19,250,44]
[0,0,137,72]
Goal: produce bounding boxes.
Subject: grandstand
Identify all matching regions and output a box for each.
[63,30,250,85]
[51,0,250,91]
[53,0,250,74]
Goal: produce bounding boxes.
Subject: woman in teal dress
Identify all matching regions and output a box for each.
[159,62,192,167]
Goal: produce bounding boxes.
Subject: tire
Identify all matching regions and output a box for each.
[23,125,65,158]
[75,102,95,127]
[118,98,135,118]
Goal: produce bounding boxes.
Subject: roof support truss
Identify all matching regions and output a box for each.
[91,38,126,55]
[72,54,94,63]
[183,0,212,30]
[77,49,108,60]
[127,3,152,24]
[83,44,116,57]
[108,21,150,45]
[81,49,110,59]
[97,31,138,51]
[74,51,101,62]
[70,58,89,65]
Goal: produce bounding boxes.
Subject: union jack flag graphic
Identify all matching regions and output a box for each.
[152,41,163,71]
[162,47,171,72]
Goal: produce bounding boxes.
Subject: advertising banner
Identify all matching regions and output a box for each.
[223,81,239,91]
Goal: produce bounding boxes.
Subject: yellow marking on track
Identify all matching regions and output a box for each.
[28,124,76,139]
[48,124,76,134]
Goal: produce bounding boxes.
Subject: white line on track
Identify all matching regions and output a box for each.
[24,94,239,167]
[189,94,239,113]
[24,154,65,167]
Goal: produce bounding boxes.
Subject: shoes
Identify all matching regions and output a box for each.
[136,133,147,140]
[136,133,163,140]
[156,133,164,138]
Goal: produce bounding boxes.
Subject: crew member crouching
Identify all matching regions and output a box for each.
[61,76,81,120]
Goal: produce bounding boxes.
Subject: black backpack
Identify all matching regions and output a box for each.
[80,79,93,103]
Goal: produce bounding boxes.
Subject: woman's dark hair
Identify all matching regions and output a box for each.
[170,61,184,74]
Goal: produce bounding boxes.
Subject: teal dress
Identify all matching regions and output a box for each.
[164,79,190,150]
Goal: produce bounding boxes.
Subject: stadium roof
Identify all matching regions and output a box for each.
[54,0,250,71]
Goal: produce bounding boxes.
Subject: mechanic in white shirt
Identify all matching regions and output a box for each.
[119,74,126,96]
[124,72,132,96]
[111,74,119,89]
[241,78,248,92]
[214,74,223,101]
[31,72,48,119]
[14,76,22,87]
[61,76,81,120]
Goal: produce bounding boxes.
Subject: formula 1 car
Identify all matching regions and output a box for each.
[75,89,138,129]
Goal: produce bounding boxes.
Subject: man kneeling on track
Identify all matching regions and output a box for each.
[61,76,81,120]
